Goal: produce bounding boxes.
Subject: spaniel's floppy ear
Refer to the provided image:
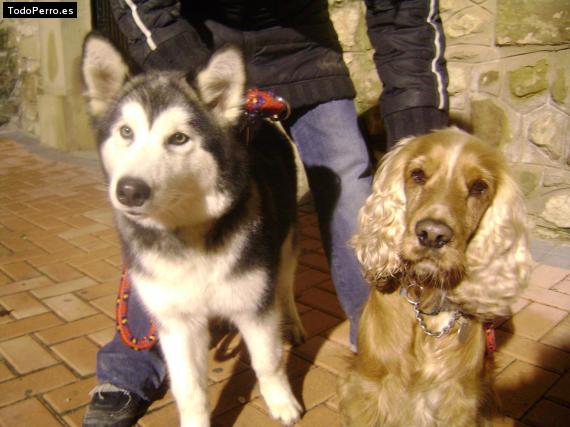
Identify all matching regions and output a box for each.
[81,33,129,118]
[449,170,531,319]
[351,138,411,288]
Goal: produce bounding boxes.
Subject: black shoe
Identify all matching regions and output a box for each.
[82,385,151,427]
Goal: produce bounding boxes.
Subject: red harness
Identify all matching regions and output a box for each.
[115,89,290,351]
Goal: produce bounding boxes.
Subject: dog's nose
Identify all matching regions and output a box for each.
[415,219,453,249]
[116,177,151,207]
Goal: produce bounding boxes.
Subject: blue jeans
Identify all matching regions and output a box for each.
[97,99,372,401]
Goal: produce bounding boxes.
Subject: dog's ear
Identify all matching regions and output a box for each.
[351,138,411,288]
[81,33,129,118]
[195,47,245,125]
[450,168,531,319]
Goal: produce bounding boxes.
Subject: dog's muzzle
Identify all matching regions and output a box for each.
[116,177,151,207]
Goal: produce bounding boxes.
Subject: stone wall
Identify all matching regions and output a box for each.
[1,1,568,236]
[0,20,40,134]
[329,0,570,239]
[0,1,94,151]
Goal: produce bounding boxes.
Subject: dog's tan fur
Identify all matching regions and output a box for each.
[339,128,531,427]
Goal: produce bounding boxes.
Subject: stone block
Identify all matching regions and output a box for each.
[496,0,570,45]
[329,0,370,52]
[478,70,501,96]
[508,59,549,98]
[443,5,494,45]
[470,98,511,147]
[541,191,570,229]
[551,68,567,105]
[447,63,470,96]
[527,107,568,161]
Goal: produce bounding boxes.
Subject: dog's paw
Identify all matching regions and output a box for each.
[267,394,302,426]
[179,410,210,427]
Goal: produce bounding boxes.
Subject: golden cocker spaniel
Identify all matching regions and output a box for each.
[338,128,531,427]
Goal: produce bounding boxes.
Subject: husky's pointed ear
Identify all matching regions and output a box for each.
[196,47,245,125]
[81,33,129,118]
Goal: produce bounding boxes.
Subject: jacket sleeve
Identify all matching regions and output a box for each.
[364,0,449,145]
[111,0,210,74]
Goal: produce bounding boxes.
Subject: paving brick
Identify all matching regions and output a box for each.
[552,278,570,294]
[0,335,58,374]
[38,262,83,282]
[146,390,175,413]
[539,314,570,352]
[0,272,10,286]
[0,361,14,382]
[293,336,352,376]
[62,406,87,427]
[298,403,341,427]
[0,398,62,427]
[212,403,282,427]
[208,342,250,383]
[495,330,570,374]
[138,403,179,427]
[529,264,569,289]
[51,337,99,377]
[30,235,81,255]
[43,293,98,321]
[299,253,329,273]
[0,365,75,407]
[208,369,260,417]
[523,399,570,427]
[76,282,118,301]
[320,320,351,349]
[44,376,98,413]
[0,291,48,319]
[252,367,336,415]
[546,371,570,406]
[500,302,567,340]
[300,224,322,240]
[300,310,342,340]
[35,314,113,345]
[75,259,121,282]
[0,276,54,297]
[522,287,570,311]
[88,327,116,347]
[299,238,323,253]
[89,294,116,318]
[0,261,40,281]
[294,269,329,296]
[298,288,345,319]
[0,313,63,341]
[495,360,559,419]
[31,276,98,299]
[315,279,336,294]
[493,351,516,376]
[57,223,109,240]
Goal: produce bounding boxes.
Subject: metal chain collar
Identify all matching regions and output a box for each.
[402,282,463,338]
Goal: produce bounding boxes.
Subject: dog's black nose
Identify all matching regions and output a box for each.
[116,177,151,207]
[415,219,453,249]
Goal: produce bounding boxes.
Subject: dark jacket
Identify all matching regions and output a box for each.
[111,0,448,139]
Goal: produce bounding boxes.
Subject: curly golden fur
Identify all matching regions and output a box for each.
[338,128,531,427]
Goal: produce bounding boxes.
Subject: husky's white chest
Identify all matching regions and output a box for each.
[131,237,268,320]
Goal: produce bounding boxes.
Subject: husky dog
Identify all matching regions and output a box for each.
[81,34,305,427]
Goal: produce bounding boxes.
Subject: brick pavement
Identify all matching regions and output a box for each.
[1,137,569,426]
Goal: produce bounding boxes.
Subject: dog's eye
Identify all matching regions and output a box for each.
[469,179,488,196]
[411,169,427,184]
[119,125,133,139]
[168,132,190,146]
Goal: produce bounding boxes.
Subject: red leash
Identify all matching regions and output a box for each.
[115,89,289,351]
[115,267,158,351]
